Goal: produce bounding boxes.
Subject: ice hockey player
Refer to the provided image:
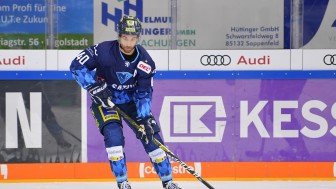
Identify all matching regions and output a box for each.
[70,15,182,189]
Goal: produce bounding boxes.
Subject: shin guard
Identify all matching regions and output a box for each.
[106,146,128,183]
[149,148,172,182]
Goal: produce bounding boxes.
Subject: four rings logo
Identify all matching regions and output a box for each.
[200,55,231,66]
[324,54,336,65]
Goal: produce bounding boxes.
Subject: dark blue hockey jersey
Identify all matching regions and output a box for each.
[70,40,156,119]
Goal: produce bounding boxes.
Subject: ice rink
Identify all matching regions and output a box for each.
[1,181,336,189]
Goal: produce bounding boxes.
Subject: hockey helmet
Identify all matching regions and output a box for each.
[117,15,142,36]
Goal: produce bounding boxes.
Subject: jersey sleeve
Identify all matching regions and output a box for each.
[69,44,99,89]
[134,52,156,119]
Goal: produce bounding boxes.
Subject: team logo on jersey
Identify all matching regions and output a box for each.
[116,72,133,84]
[137,61,151,74]
[125,61,130,67]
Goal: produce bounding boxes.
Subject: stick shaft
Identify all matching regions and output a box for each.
[113,105,215,189]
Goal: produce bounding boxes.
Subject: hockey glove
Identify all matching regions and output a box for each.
[136,117,155,144]
[87,81,112,108]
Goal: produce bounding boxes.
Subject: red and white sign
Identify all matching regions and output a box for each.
[179,50,291,70]
[1,49,336,71]
[0,50,45,70]
[137,61,152,74]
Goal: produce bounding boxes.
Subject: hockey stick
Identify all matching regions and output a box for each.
[109,103,215,189]
[62,128,81,142]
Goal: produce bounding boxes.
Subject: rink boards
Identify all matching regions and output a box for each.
[1,162,336,181]
[1,70,336,182]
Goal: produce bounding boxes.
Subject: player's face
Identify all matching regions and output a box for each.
[119,34,139,54]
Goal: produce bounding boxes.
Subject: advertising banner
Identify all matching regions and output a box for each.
[94,0,284,50]
[301,0,336,49]
[1,49,335,71]
[0,80,82,163]
[0,0,334,50]
[87,79,336,162]
[303,49,336,70]
[0,0,93,49]
[180,50,290,70]
[0,50,45,70]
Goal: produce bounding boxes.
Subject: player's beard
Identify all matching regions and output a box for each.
[120,44,135,55]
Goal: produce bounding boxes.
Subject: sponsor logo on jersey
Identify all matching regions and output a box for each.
[137,61,151,74]
[111,83,136,90]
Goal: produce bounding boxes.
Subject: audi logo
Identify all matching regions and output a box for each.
[323,54,336,65]
[200,55,231,66]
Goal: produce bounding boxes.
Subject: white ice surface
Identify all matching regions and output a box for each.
[1,181,336,189]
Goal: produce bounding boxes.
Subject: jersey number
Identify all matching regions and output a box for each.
[76,52,90,64]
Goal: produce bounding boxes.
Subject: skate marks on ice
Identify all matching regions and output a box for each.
[1,181,336,189]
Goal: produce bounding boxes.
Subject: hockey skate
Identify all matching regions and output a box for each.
[118,181,132,189]
[164,180,182,189]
